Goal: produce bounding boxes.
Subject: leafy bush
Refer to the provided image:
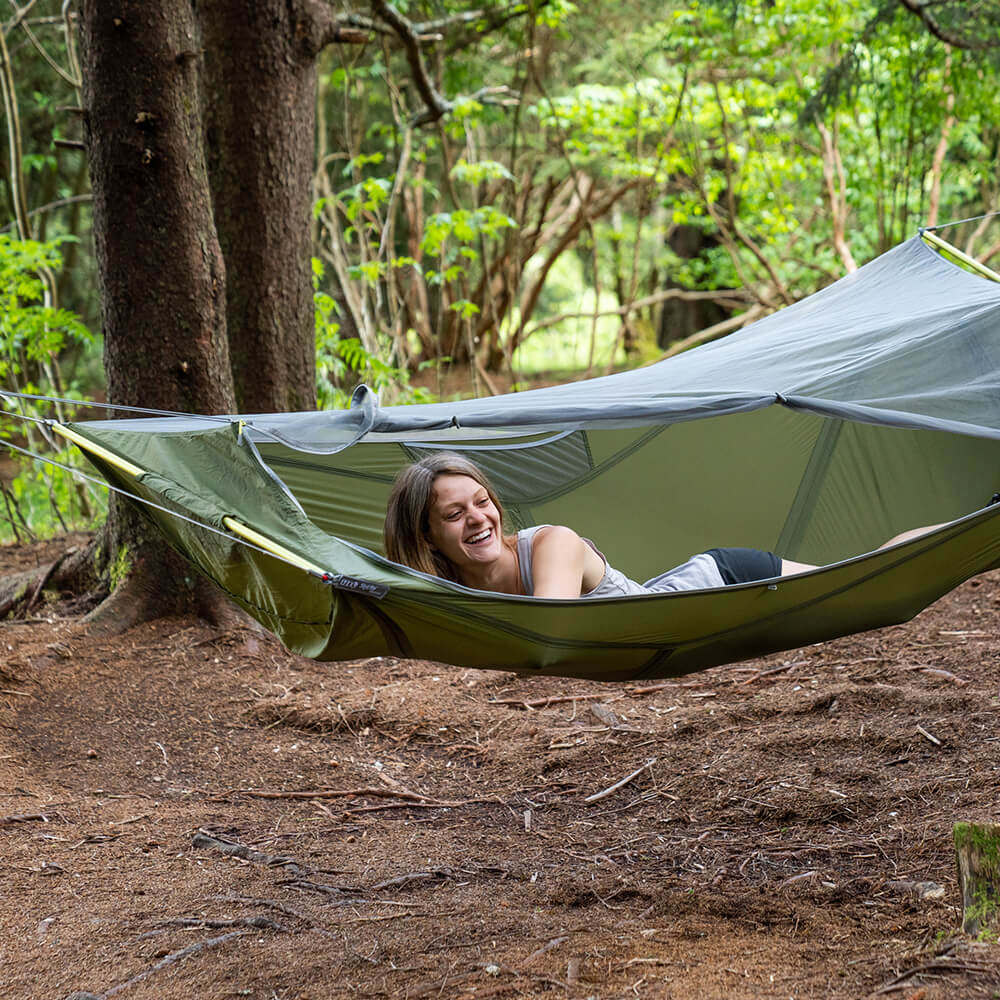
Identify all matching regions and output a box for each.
[0,235,104,544]
[313,257,436,409]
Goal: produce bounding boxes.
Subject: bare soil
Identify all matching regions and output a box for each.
[2,535,1000,1000]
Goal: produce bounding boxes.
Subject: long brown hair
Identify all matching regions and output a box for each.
[384,452,508,582]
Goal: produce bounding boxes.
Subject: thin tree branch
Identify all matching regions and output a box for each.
[0,22,30,238]
[659,304,768,360]
[896,0,1000,50]
[370,0,451,125]
[522,287,751,339]
[816,117,857,272]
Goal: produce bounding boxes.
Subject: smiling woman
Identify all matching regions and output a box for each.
[383,453,829,599]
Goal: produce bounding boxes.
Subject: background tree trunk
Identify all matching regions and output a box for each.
[201,0,318,414]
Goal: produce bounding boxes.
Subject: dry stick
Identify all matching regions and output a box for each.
[741,661,809,684]
[159,915,284,932]
[916,725,943,746]
[210,894,313,924]
[584,758,657,804]
[491,683,680,710]
[233,786,470,807]
[19,549,71,616]
[192,832,310,876]
[100,930,249,998]
[872,957,996,995]
[907,666,968,686]
[344,798,487,815]
[0,812,51,826]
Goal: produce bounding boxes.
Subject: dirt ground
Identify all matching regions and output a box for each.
[2,536,1000,1000]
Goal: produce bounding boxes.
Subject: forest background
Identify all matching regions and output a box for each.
[1,0,999,595]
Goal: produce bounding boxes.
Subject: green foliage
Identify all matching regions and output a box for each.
[0,235,104,543]
[312,258,435,409]
[0,235,90,379]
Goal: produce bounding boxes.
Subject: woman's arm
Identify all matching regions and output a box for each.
[530,525,598,598]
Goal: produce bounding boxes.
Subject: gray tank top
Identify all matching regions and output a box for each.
[516,526,724,597]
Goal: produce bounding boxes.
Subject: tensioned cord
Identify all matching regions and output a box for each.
[0,388,234,423]
[0,437,336,584]
[0,388,372,453]
[922,208,1000,232]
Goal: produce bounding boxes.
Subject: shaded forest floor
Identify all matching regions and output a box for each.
[2,536,1000,1000]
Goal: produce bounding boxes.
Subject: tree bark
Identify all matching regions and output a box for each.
[200,0,318,414]
[77,1,237,624]
[954,821,1000,937]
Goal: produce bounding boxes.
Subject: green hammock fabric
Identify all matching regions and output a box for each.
[66,234,1000,681]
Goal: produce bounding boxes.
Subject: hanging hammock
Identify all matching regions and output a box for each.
[26,229,1000,681]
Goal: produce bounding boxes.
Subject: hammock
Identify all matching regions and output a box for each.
[35,230,1000,681]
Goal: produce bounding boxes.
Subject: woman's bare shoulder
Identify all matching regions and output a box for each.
[531,525,584,548]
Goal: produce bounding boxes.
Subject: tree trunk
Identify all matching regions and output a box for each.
[77,1,237,624]
[954,821,1000,937]
[657,223,729,350]
[200,0,318,414]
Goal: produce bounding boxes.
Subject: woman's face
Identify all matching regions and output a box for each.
[426,473,503,573]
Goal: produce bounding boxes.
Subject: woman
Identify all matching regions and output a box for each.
[383,453,946,599]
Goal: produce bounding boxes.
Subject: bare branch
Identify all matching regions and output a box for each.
[370,0,452,126]
[896,0,1000,50]
[659,304,768,360]
[816,118,857,272]
[296,0,377,55]
[522,286,752,340]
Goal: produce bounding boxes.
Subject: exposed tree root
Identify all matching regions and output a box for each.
[0,540,104,621]
[1,534,261,641]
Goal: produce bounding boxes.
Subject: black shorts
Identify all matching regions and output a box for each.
[703,547,781,585]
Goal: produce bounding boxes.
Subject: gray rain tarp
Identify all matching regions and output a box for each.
[68,234,1000,680]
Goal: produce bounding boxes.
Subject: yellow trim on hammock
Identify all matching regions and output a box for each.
[221,516,329,577]
[921,229,1000,284]
[51,422,145,478]
[52,422,328,579]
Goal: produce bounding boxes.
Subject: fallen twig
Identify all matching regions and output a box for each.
[70,930,250,999]
[525,935,569,963]
[227,786,444,803]
[741,661,808,684]
[0,812,51,827]
[584,758,657,803]
[160,915,285,932]
[872,957,997,994]
[905,666,968,686]
[192,832,310,876]
[20,550,72,617]
[489,693,608,709]
[373,868,452,890]
[490,683,680,711]
[916,725,943,746]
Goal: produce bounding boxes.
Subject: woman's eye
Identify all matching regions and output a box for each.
[446,511,461,521]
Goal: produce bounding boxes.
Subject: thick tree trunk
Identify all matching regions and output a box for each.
[77,1,238,624]
[79,2,235,417]
[201,0,318,414]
